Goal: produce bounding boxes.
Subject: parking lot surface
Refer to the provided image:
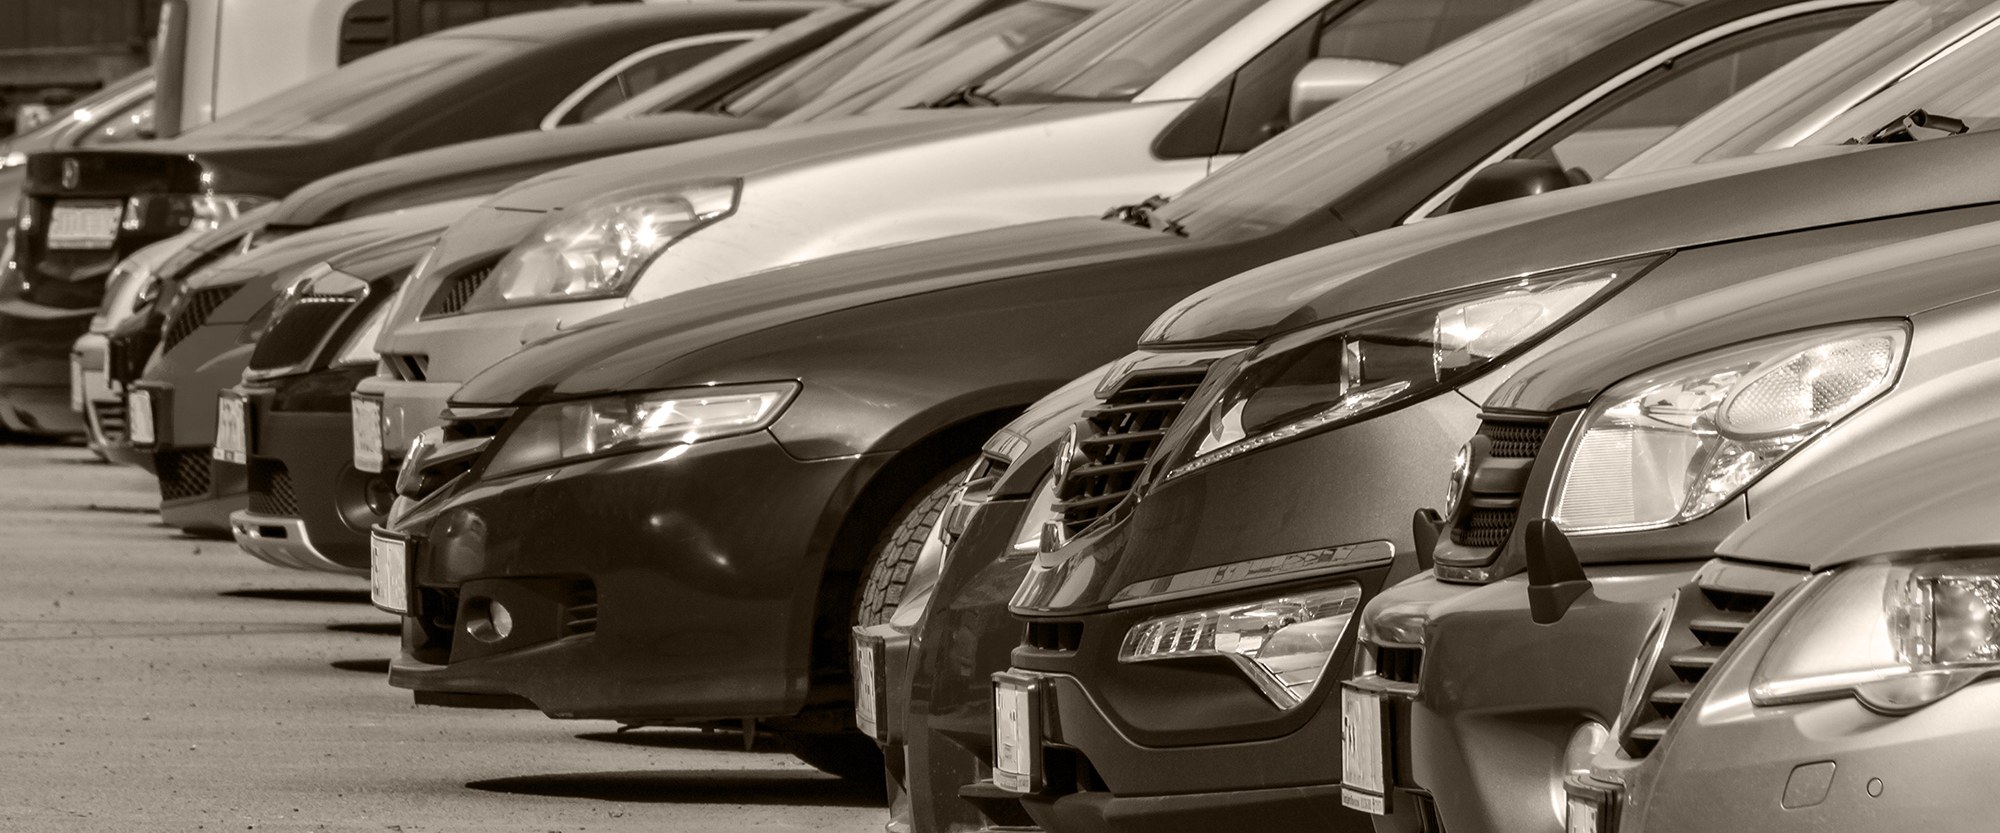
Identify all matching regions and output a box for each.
[0,444,885,832]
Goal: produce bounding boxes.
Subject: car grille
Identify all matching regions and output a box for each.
[247,459,301,517]
[248,295,359,373]
[1617,567,1801,757]
[93,399,128,444]
[1054,364,1213,540]
[424,263,495,317]
[1449,418,1551,548]
[156,448,214,502]
[162,286,238,353]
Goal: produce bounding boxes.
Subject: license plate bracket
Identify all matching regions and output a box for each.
[47,201,123,250]
[370,530,411,614]
[1341,684,1393,814]
[992,672,1044,794]
[213,393,250,464]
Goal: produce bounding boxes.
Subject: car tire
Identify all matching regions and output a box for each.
[856,459,973,627]
[777,730,887,785]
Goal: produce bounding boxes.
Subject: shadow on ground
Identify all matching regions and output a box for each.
[575,728,787,753]
[221,588,373,604]
[327,622,402,636]
[465,769,885,807]
[330,658,392,674]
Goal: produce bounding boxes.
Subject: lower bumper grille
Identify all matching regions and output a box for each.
[157,448,214,502]
[247,459,301,517]
[563,582,599,636]
[93,399,129,444]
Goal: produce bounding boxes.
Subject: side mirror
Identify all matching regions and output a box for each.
[1289,57,1399,125]
[1445,158,1587,214]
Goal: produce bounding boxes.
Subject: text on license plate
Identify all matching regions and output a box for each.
[853,639,880,741]
[352,397,385,473]
[992,675,1040,793]
[213,395,248,464]
[370,533,409,614]
[1341,685,1391,814]
[47,201,123,250]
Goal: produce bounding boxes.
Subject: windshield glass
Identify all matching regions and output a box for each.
[1799,6,2000,142]
[724,0,968,120]
[1157,0,1666,239]
[1617,0,1998,176]
[597,2,881,120]
[776,0,1102,124]
[186,36,527,141]
[984,0,1264,104]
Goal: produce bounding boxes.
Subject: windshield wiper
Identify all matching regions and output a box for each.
[1105,194,1187,237]
[1852,108,1970,145]
[930,84,1001,109]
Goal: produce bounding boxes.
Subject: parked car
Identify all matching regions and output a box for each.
[0,70,156,172]
[126,201,478,535]
[1348,217,2000,833]
[217,0,1095,572]
[994,46,2000,833]
[2,2,815,439]
[355,0,1494,479]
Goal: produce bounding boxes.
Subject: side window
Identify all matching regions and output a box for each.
[1518,8,1874,182]
[1215,0,1532,153]
[553,39,747,127]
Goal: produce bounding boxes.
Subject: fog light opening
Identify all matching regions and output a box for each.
[363,475,396,515]
[464,598,515,644]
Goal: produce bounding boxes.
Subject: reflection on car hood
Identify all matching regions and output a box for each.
[450,215,1174,405]
[1138,132,2000,346]
[487,104,1066,212]
[267,113,761,228]
[185,200,479,325]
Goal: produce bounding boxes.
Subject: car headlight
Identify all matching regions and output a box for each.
[483,382,797,476]
[1,151,25,169]
[460,181,738,313]
[1752,552,2000,714]
[1552,322,1906,535]
[1119,583,1362,708]
[1163,257,1652,480]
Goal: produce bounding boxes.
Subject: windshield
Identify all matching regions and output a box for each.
[1800,6,2000,142]
[983,0,1264,104]
[8,69,153,146]
[596,3,881,120]
[775,0,1102,124]
[723,0,974,120]
[1617,0,1999,176]
[186,36,528,141]
[1157,0,1667,239]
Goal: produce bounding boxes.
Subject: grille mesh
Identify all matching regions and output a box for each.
[248,296,359,372]
[156,448,214,502]
[1056,366,1212,539]
[1448,419,1551,548]
[162,286,238,352]
[247,459,301,517]
[427,265,493,317]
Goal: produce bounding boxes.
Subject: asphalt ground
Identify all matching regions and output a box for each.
[0,443,886,832]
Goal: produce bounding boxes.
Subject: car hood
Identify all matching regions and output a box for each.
[265,113,762,228]
[1138,132,2000,347]
[450,215,1176,405]
[486,104,1069,212]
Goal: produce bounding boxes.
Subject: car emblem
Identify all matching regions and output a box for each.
[1444,439,1475,518]
[60,158,80,190]
[1051,423,1085,487]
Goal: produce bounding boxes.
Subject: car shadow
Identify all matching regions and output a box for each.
[574,728,787,753]
[220,588,372,604]
[329,658,391,674]
[465,769,884,807]
[326,622,401,636]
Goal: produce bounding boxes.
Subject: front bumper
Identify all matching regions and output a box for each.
[0,304,87,436]
[231,373,388,573]
[127,377,245,535]
[387,429,888,721]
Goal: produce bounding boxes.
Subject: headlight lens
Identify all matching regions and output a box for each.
[483,382,797,476]
[1552,322,1906,535]
[1752,552,2000,713]
[1164,258,1650,480]
[463,181,738,312]
[1119,584,1362,708]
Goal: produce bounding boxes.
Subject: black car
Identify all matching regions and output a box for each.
[369,0,1886,795]
[2,1,822,438]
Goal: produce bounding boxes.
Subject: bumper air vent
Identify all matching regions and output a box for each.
[92,399,128,444]
[1055,363,1215,540]
[1617,566,1803,757]
[247,459,301,517]
[156,448,214,502]
[1026,621,1084,652]
[423,262,496,317]
[248,295,359,374]
[162,286,238,353]
[562,581,599,637]
[1376,645,1423,685]
[1448,418,1551,548]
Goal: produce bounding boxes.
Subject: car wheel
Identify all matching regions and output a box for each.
[856,459,974,627]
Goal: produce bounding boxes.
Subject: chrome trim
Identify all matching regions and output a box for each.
[230,511,364,576]
[1108,539,1395,608]
[1093,347,1240,399]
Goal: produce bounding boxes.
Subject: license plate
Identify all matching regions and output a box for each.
[1567,796,1604,833]
[69,357,84,412]
[1341,685,1392,814]
[1565,780,1620,833]
[370,531,410,614]
[127,389,155,446]
[352,395,385,473]
[47,201,123,250]
[992,673,1043,793]
[213,394,248,464]
[854,637,882,741]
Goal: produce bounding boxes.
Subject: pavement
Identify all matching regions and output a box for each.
[0,443,888,833]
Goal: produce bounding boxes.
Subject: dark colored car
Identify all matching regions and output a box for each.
[1,1,821,438]
[148,0,1072,551]
[1343,210,2000,833]
[225,231,438,573]
[128,200,477,535]
[366,0,1890,793]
